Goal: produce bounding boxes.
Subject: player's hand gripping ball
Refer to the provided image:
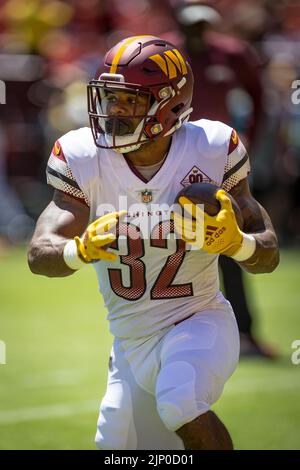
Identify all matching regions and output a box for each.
[75,210,127,263]
[173,182,244,256]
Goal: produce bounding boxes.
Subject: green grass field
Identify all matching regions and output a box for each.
[0,248,299,449]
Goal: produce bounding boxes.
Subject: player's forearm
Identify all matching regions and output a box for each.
[238,229,279,274]
[238,202,279,274]
[230,181,280,274]
[28,192,90,277]
[28,235,75,277]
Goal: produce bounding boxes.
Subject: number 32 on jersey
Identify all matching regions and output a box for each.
[108,221,193,301]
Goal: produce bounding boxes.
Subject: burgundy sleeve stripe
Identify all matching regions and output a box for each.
[222,153,249,183]
[46,165,81,190]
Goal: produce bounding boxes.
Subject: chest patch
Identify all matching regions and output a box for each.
[180,166,212,187]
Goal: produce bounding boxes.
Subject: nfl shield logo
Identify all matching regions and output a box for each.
[141,190,152,204]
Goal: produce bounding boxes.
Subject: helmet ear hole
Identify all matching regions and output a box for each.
[171,103,184,114]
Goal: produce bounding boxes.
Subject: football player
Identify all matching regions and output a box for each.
[28,36,279,450]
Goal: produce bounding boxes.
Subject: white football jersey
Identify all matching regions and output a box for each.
[47,119,249,338]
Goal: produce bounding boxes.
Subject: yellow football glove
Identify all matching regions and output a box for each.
[75,210,127,263]
[173,190,243,257]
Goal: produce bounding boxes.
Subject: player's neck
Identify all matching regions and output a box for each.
[125,135,172,167]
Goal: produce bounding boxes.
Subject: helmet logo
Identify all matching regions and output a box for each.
[149,49,187,79]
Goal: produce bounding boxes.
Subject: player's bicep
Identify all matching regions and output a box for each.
[33,190,89,241]
[46,139,90,206]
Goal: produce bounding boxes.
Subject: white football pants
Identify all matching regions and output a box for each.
[95,306,240,450]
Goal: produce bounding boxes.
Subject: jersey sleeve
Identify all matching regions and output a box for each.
[221,129,250,192]
[46,140,90,206]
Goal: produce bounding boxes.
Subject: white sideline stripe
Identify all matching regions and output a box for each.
[0,400,99,425]
[0,373,299,425]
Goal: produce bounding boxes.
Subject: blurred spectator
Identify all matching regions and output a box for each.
[250,0,300,245]
[105,0,179,45]
[0,0,74,54]
[174,1,263,143]
[0,125,34,249]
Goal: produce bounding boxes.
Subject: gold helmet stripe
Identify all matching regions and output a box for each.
[165,49,187,75]
[149,49,188,78]
[110,35,153,74]
[148,53,168,76]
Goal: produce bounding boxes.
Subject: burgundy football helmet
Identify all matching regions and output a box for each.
[87,35,194,153]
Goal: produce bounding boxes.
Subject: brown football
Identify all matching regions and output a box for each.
[174,182,244,229]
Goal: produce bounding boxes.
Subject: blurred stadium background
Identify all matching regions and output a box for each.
[0,0,300,450]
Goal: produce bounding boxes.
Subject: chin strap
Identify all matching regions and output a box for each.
[114,143,142,154]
